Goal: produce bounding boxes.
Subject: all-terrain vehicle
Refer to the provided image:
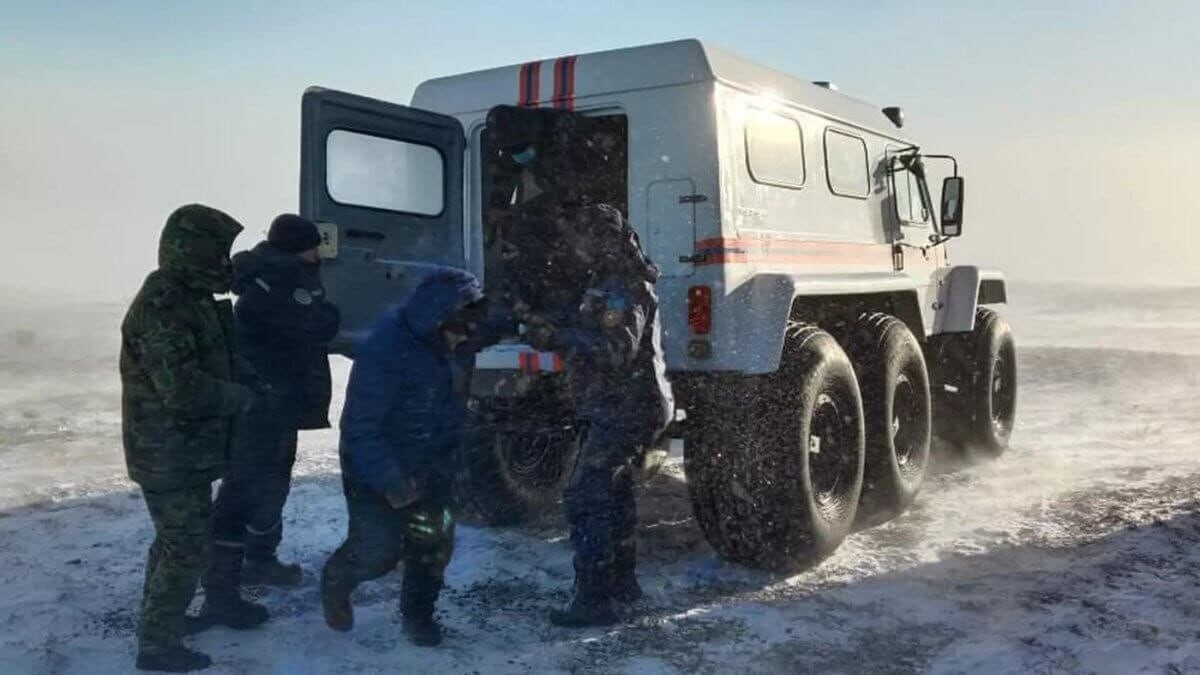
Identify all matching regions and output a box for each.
[299,39,1016,571]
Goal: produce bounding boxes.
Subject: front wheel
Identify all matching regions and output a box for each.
[847,313,932,527]
[931,307,1017,458]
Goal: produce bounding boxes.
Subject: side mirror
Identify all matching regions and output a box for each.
[940,176,964,237]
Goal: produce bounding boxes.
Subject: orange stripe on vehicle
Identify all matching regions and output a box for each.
[552,354,564,372]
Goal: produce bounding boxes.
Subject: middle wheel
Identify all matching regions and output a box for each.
[847,313,932,528]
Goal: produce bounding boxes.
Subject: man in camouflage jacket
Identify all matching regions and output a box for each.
[120,204,268,672]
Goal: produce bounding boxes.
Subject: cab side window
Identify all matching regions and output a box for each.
[824,128,869,198]
[891,156,931,225]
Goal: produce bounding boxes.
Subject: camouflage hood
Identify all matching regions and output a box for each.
[158,204,244,293]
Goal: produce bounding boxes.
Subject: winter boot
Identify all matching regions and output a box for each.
[242,555,303,587]
[400,566,444,647]
[610,542,643,604]
[549,563,619,628]
[243,522,303,587]
[320,564,354,632]
[135,645,212,673]
[402,615,444,647]
[198,543,270,631]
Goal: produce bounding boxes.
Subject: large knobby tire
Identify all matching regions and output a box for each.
[846,313,932,528]
[684,325,865,572]
[454,392,580,526]
[931,307,1017,458]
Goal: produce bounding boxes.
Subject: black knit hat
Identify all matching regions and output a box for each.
[268,214,321,253]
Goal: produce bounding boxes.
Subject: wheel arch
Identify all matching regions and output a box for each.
[932,266,1008,334]
[726,272,928,375]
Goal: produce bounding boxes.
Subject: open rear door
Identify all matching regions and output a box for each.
[300,87,465,355]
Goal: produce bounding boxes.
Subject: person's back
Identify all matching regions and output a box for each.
[553,203,673,436]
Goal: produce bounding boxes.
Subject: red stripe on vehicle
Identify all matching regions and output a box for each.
[552,55,577,110]
[518,61,541,107]
[552,354,564,372]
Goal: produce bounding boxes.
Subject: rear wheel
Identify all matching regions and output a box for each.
[455,386,580,525]
[683,325,865,571]
[846,314,932,527]
[931,307,1017,458]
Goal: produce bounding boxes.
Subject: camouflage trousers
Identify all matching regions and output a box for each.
[322,478,455,619]
[138,485,213,654]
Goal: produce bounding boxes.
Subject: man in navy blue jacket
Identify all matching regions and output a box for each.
[523,204,674,627]
[320,268,506,647]
[203,215,340,612]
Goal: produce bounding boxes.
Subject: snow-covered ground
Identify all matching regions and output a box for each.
[2,282,1199,674]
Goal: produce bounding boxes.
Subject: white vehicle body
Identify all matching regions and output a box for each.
[297,38,1016,562]
[397,39,1005,377]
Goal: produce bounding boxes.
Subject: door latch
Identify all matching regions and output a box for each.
[678,194,708,204]
[678,253,709,264]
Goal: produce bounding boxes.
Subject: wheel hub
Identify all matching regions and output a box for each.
[809,392,856,509]
[990,352,1016,436]
[499,427,575,489]
[891,375,922,468]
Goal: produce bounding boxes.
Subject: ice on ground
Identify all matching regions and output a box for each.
[1,282,1198,673]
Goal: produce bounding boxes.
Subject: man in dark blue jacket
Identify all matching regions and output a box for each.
[525,204,674,627]
[488,105,674,626]
[320,268,506,647]
[201,214,340,622]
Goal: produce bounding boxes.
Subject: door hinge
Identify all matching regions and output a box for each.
[679,194,708,204]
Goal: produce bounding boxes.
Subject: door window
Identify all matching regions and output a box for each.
[893,159,931,225]
[326,129,445,216]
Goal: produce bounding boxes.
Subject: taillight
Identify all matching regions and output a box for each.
[688,285,712,334]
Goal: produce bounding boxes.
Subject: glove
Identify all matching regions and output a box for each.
[523,315,557,351]
[384,477,423,510]
[406,506,454,543]
[511,298,533,321]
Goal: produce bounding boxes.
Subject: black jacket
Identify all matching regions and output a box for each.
[541,204,674,446]
[231,242,340,429]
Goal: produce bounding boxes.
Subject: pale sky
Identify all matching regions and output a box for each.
[1,0,1198,300]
